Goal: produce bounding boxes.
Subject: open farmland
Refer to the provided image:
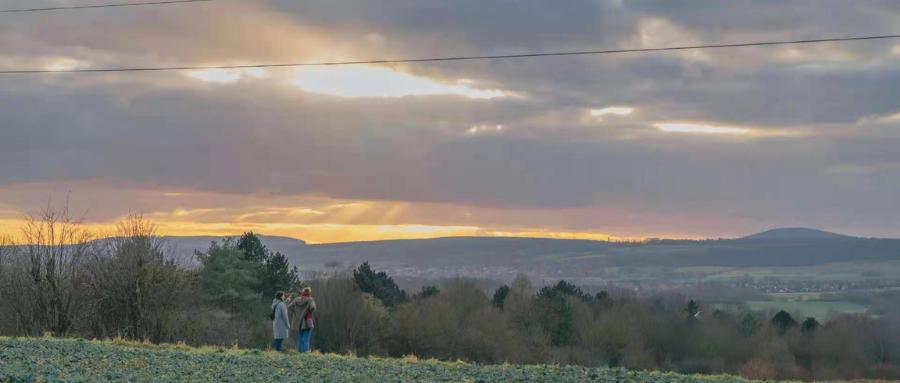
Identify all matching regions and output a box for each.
[745,300,868,321]
[0,337,756,383]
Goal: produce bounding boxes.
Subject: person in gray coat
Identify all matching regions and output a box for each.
[271,291,290,351]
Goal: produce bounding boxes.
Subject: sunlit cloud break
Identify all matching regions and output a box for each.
[655,122,751,135]
[590,106,634,117]
[43,57,91,71]
[187,68,267,83]
[652,122,804,137]
[653,122,809,137]
[466,124,505,135]
[292,66,507,99]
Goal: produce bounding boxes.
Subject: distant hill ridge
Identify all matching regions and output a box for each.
[156,235,307,261]
[8,228,898,273]
[742,227,852,240]
[156,227,860,251]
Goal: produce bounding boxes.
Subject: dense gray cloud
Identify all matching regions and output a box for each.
[1,0,900,237]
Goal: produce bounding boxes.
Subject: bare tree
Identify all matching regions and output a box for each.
[89,215,192,342]
[0,234,9,284]
[0,234,15,334]
[7,204,95,336]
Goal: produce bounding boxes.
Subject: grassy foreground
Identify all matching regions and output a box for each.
[0,337,756,383]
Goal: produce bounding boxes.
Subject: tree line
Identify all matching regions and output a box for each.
[0,207,300,347]
[1,207,898,381]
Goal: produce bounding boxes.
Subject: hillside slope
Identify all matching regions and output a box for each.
[155,233,900,283]
[0,337,752,383]
[160,235,308,262]
[742,227,851,240]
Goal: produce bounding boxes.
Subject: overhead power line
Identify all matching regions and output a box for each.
[0,0,214,13]
[1,34,899,74]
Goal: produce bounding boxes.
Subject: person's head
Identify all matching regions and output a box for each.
[301,287,312,297]
[275,291,285,301]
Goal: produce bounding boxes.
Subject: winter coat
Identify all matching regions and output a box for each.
[271,299,290,340]
[289,296,316,330]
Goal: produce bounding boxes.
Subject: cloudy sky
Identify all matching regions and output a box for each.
[2,0,900,242]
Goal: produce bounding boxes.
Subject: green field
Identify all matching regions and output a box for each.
[0,337,756,383]
[684,261,900,282]
[713,299,869,321]
[745,300,867,321]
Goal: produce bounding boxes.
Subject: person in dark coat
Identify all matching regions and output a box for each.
[289,287,316,352]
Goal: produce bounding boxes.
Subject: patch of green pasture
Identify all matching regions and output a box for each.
[698,261,900,282]
[674,266,736,275]
[745,300,868,321]
[768,292,832,301]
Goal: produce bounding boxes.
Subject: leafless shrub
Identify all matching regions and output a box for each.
[3,204,95,336]
[88,214,193,342]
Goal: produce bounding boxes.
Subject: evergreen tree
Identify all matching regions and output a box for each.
[352,262,408,307]
[196,240,259,316]
[236,232,301,299]
[536,280,589,346]
[801,317,820,333]
[771,310,798,334]
[538,291,575,346]
[538,280,592,303]
[491,285,511,309]
[262,251,301,298]
[686,300,701,319]
[236,232,269,264]
[740,313,762,337]
[415,285,441,299]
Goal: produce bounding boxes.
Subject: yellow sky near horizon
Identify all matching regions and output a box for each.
[0,181,664,244]
[0,217,641,244]
[0,179,721,244]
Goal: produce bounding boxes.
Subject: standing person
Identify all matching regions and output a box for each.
[289,287,316,353]
[271,291,290,351]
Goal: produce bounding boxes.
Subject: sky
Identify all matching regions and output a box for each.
[1,0,900,243]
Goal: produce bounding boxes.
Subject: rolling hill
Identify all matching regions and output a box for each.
[7,228,898,286]
[742,227,851,240]
[154,229,900,287]
[162,234,308,261]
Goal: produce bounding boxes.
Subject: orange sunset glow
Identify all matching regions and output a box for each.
[3,0,900,243]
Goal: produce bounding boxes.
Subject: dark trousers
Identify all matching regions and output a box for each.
[274,338,284,351]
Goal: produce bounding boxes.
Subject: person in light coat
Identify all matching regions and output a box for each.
[271,291,290,351]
